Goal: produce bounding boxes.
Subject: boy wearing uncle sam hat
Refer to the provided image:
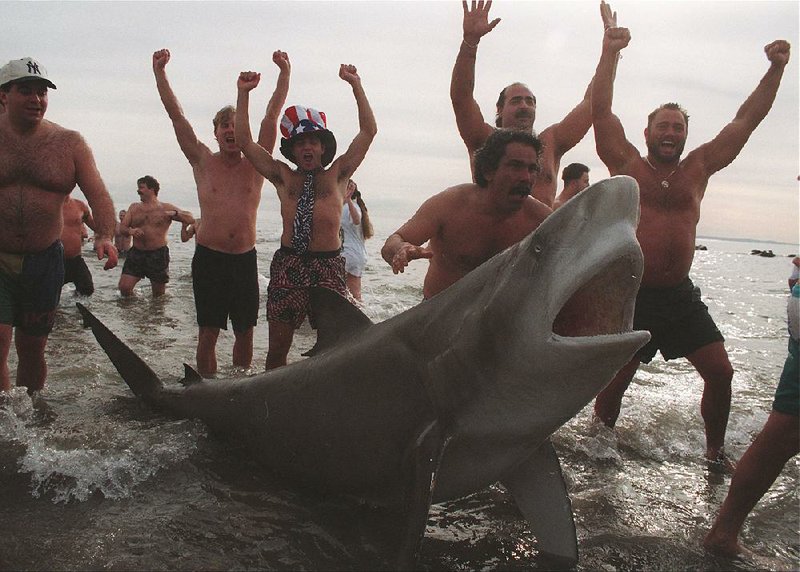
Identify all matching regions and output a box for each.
[235,63,377,371]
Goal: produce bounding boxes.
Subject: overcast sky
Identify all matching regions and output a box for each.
[3,0,798,243]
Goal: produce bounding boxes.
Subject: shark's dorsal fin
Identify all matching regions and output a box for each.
[303,287,373,357]
[180,363,204,386]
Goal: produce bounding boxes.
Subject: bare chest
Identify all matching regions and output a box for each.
[437,214,528,270]
[196,160,262,210]
[0,129,77,194]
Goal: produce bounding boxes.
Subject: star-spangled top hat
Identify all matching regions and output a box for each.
[279,105,337,167]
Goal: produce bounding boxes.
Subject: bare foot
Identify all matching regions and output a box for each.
[706,449,736,474]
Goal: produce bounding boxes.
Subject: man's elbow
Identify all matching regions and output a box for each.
[362,122,378,139]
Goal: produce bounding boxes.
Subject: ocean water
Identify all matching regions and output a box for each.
[0,193,798,571]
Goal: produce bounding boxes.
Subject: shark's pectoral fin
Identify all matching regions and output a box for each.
[501,439,578,569]
[303,287,374,357]
[396,420,450,571]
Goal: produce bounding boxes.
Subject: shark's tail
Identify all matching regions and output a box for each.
[76,303,164,402]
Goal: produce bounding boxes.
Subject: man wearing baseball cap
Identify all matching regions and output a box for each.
[0,56,119,395]
[235,63,377,370]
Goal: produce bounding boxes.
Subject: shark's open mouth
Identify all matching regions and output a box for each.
[552,255,639,338]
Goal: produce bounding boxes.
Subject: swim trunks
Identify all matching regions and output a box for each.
[633,276,724,363]
[121,246,170,284]
[773,337,799,416]
[192,245,259,332]
[267,246,347,329]
[341,205,367,277]
[773,284,800,416]
[0,240,64,336]
[63,255,94,296]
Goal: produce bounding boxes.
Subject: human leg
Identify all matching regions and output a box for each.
[70,257,94,296]
[197,326,220,376]
[14,329,48,394]
[346,273,362,302]
[686,341,734,464]
[118,273,141,297]
[151,281,167,297]
[266,320,294,370]
[593,357,641,427]
[703,410,799,557]
[233,326,254,369]
[0,325,11,392]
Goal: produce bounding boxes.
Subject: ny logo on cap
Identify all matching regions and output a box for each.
[26,60,41,76]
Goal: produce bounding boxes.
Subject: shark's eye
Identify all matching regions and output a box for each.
[534,244,542,254]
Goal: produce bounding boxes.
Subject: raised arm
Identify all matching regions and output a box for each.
[152,49,207,165]
[73,135,118,269]
[546,1,619,157]
[330,65,378,184]
[450,0,500,152]
[591,25,638,174]
[256,50,291,152]
[696,40,790,176]
[235,71,285,185]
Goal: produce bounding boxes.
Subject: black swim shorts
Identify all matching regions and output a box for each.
[122,246,170,284]
[192,244,259,332]
[0,240,64,336]
[63,255,94,296]
[634,277,724,363]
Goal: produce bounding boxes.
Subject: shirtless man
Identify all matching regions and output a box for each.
[382,129,551,298]
[117,175,194,297]
[235,64,377,370]
[114,209,132,256]
[153,48,290,375]
[553,162,590,209]
[0,57,117,394]
[590,24,791,468]
[451,0,616,207]
[61,196,96,296]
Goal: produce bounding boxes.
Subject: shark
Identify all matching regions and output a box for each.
[77,175,650,569]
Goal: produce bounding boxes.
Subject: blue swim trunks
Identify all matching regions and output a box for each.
[0,240,65,336]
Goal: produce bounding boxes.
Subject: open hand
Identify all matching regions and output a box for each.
[391,243,433,274]
[462,0,500,46]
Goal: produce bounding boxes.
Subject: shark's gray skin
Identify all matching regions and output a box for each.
[77,175,650,569]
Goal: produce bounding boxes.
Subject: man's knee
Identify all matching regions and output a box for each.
[118,274,139,296]
[198,327,220,347]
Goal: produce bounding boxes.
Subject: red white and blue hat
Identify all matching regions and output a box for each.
[279,105,337,167]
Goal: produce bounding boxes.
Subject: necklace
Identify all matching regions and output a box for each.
[644,156,677,189]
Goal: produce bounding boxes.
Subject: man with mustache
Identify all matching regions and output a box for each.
[590,24,791,471]
[451,1,616,207]
[382,129,550,299]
